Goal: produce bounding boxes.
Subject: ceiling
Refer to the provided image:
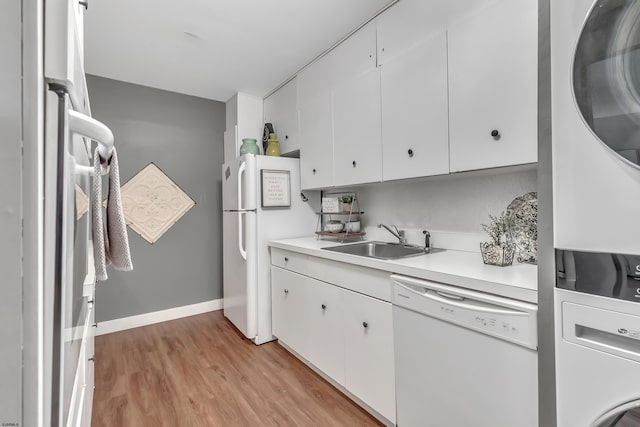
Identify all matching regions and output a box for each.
[84,0,394,102]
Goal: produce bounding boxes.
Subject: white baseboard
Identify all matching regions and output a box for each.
[95,298,223,336]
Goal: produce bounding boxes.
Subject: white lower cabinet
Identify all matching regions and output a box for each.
[342,289,395,423]
[271,267,310,360]
[307,278,345,386]
[271,263,395,424]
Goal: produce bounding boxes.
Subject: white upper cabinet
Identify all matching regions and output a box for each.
[378,26,449,181]
[332,21,382,187]
[298,54,335,190]
[447,0,538,172]
[333,68,382,186]
[298,90,334,189]
[263,77,299,156]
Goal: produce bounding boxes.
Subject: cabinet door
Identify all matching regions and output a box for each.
[448,0,538,172]
[380,30,449,181]
[271,267,310,359]
[332,22,381,186]
[343,290,395,423]
[333,68,382,186]
[298,90,334,189]
[306,278,345,386]
[264,78,299,155]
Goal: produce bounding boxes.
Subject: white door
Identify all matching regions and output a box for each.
[307,278,345,386]
[380,30,449,181]
[271,267,310,359]
[332,21,382,187]
[298,90,334,190]
[448,0,538,172]
[222,154,256,212]
[263,78,299,155]
[343,290,396,423]
[333,68,382,186]
[222,210,257,339]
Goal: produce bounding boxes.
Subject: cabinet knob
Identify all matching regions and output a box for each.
[408,149,414,157]
[284,257,289,262]
[285,135,289,140]
[312,168,316,174]
[352,160,357,168]
[88,356,95,362]
[284,289,289,294]
[491,129,500,139]
[362,321,368,329]
[321,304,327,310]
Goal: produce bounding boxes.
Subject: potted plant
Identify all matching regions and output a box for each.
[341,195,354,212]
[480,212,516,266]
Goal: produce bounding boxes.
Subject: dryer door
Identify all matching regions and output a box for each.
[574,0,640,168]
[592,399,640,426]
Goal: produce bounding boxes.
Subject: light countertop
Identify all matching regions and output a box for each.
[269,237,538,304]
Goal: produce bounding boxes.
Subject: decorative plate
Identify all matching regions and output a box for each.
[505,192,538,264]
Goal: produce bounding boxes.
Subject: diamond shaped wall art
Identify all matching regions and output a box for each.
[120,163,195,244]
[76,184,89,220]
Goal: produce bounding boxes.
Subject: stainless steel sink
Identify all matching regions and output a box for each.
[321,241,444,260]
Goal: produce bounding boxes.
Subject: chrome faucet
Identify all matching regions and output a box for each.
[378,223,406,244]
[423,230,431,253]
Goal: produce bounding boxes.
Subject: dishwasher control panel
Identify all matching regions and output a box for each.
[392,276,538,350]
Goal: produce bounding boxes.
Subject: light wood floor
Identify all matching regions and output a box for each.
[92,310,383,426]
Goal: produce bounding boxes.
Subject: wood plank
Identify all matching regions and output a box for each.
[92,310,382,426]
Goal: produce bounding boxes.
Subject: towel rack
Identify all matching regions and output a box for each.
[68,110,114,162]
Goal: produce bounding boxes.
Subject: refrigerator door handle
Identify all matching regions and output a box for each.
[238,211,247,260]
[68,110,114,161]
[237,161,246,210]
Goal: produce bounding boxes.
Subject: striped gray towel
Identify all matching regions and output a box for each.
[92,147,133,281]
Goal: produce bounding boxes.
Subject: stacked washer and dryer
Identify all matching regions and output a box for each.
[552,0,640,425]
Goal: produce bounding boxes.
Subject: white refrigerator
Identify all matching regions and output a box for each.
[222,154,317,344]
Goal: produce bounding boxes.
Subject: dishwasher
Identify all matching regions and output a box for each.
[391,274,538,427]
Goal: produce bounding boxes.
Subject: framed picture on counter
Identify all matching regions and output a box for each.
[261,169,291,208]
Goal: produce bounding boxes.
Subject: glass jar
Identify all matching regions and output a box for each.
[239,138,260,156]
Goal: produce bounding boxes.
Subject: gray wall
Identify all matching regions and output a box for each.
[86,75,225,322]
[0,0,23,423]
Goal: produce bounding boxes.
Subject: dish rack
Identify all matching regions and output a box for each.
[315,191,366,243]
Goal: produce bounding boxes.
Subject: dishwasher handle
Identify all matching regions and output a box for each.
[395,281,529,317]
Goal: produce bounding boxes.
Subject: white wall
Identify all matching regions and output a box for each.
[355,167,537,251]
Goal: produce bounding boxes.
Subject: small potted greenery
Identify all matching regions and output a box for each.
[341,195,354,212]
[480,212,515,266]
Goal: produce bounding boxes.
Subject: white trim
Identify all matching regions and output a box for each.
[95,299,223,336]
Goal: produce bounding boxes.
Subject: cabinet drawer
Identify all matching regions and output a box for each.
[271,248,308,275]
[307,256,392,302]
